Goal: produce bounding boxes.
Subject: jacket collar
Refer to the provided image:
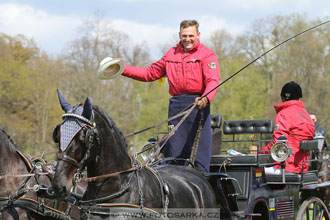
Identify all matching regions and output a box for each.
[274,100,304,113]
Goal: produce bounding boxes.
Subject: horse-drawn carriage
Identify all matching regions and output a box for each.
[142,114,330,219]
[207,116,330,219]
[1,92,329,220]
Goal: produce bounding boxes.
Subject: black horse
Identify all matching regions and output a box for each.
[52,91,217,219]
[0,127,36,219]
[0,127,81,220]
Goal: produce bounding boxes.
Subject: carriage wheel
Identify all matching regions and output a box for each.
[296,197,330,220]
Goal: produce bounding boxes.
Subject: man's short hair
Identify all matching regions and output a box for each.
[180,20,199,32]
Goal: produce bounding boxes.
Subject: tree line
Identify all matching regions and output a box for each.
[0,13,329,157]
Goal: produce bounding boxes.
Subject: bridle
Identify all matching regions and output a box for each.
[56,112,100,189]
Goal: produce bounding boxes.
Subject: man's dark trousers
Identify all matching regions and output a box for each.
[163,94,212,173]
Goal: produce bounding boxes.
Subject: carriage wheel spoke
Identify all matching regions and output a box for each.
[320,209,324,220]
[306,207,310,220]
[313,201,317,220]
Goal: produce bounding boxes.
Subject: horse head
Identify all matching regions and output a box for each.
[0,128,28,196]
[52,90,97,199]
[52,90,131,200]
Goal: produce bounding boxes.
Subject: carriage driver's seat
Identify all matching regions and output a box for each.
[211,114,223,155]
[264,139,319,185]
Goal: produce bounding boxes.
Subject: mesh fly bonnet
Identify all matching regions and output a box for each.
[60,105,94,152]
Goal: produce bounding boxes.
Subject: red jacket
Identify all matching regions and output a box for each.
[122,40,220,103]
[262,100,315,173]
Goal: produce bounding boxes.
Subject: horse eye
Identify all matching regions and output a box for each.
[52,124,60,143]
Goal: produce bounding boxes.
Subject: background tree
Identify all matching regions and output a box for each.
[241,15,329,135]
[207,29,268,121]
[0,34,63,155]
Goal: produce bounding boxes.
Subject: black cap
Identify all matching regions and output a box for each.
[280,81,303,101]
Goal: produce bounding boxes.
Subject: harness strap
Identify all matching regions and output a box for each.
[78,166,141,183]
[62,113,95,127]
[79,171,135,205]
[136,169,144,209]
[144,166,169,215]
[0,197,69,220]
[57,154,79,167]
[0,172,49,180]
[78,165,169,216]
[16,150,33,171]
[189,109,205,165]
[81,203,164,219]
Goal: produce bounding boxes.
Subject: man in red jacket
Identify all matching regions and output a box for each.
[122,20,220,173]
[262,81,315,174]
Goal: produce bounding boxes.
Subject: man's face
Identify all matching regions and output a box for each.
[310,114,317,123]
[179,26,200,50]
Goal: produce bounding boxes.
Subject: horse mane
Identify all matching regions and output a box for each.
[0,126,18,152]
[0,127,18,177]
[92,105,128,153]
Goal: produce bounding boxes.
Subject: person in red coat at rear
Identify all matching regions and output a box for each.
[262,81,315,174]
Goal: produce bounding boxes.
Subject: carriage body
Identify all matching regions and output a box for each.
[209,154,303,219]
[207,117,330,219]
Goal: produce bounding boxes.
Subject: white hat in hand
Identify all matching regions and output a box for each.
[97,57,125,80]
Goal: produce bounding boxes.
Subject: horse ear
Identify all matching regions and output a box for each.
[57,89,73,113]
[82,97,93,120]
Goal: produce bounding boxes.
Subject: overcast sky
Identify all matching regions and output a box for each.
[0,0,329,58]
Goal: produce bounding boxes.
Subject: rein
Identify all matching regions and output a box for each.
[0,172,49,180]
[124,103,196,138]
[31,150,59,161]
[0,151,50,180]
[142,102,197,166]
[77,164,141,183]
